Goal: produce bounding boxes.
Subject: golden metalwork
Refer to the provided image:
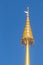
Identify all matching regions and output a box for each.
[21,7,34,65]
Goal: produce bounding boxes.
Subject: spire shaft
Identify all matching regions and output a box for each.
[24,40,30,65]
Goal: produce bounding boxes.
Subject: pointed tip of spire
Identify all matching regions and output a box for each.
[27,7,29,12]
[24,7,29,20]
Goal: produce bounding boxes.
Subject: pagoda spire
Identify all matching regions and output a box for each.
[21,7,34,65]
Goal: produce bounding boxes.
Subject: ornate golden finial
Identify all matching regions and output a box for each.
[22,7,34,45]
[21,7,34,65]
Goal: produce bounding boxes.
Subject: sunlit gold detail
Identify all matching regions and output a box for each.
[21,7,34,65]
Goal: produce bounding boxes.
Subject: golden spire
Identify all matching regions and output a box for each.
[21,7,34,65]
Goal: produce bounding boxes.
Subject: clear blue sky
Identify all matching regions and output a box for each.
[0,0,43,65]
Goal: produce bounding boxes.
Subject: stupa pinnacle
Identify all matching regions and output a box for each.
[21,7,34,65]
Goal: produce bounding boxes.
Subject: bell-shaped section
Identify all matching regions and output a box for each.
[22,17,34,45]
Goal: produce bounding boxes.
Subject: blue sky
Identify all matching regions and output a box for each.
[0,0,43,65]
